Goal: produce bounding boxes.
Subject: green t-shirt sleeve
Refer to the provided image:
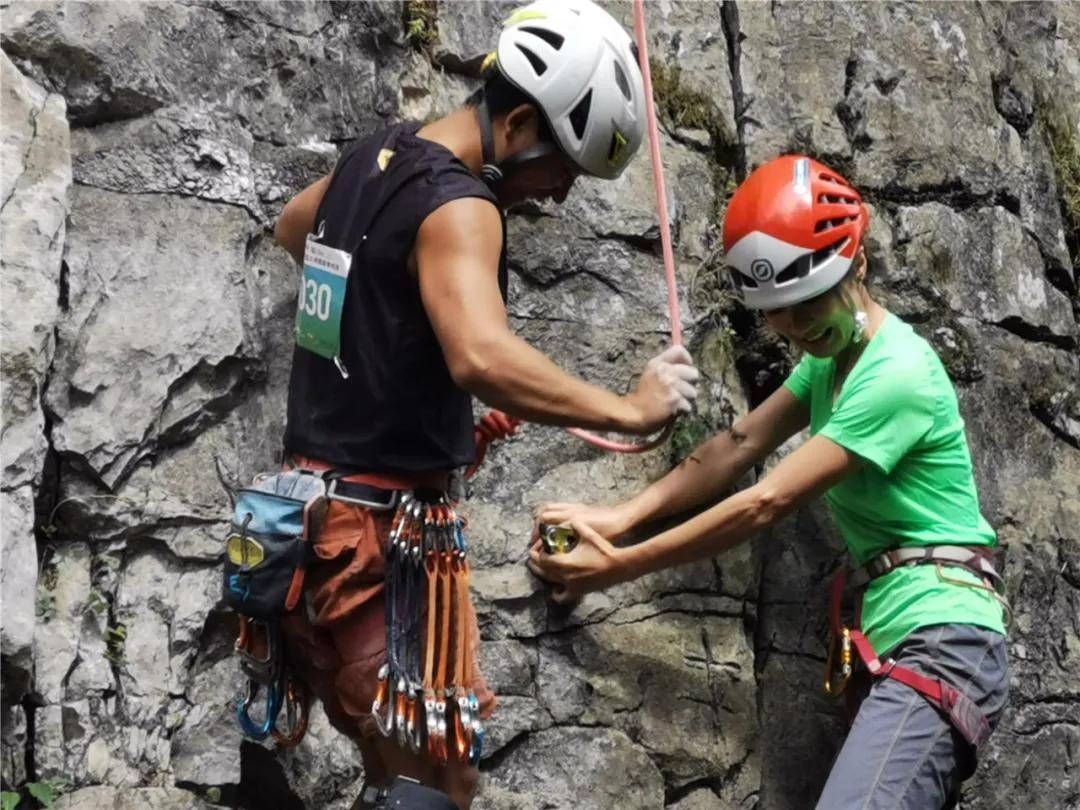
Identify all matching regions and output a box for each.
[782,353,814,402]
[819,358,935,474]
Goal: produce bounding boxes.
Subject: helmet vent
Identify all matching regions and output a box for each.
[730,268,758,288]
[812,238,848,267]
[820,172,854,189]
[613,61,632,101]
[814,215,856,233]
[569,89,593,140]
[516,43,548,76]
[819,193,859,205]
[774,255,812,284]
[520,26,565,50]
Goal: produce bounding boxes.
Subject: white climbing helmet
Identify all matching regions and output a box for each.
[492,0,646,179]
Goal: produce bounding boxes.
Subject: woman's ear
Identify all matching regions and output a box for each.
[856,247,868,284]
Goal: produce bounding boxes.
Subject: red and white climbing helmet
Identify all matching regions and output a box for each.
[492,0,646,179]
[722,156,869,310]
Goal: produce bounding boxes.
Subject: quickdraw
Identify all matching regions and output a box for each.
[373,494,482,764]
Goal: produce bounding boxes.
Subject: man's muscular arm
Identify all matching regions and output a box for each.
[417,197,684,434]
[275,174,332,264]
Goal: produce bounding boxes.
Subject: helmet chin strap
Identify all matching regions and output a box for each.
[477,99,563,190]
[478,99,503,186]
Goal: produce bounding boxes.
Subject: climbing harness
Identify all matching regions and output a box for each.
[227,470,327,745]
[373,493,485,765]
[470,0,686,466]
[824,544,1008,748]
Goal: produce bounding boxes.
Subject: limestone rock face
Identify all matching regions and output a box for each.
[2,2,1077,809]
[1,47,70,704]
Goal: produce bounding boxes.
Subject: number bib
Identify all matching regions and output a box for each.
[296,232,352,371]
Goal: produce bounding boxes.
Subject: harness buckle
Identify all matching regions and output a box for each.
[326,478,400,511]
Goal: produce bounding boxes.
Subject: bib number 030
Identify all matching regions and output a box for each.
[295,230,352,374]
[299,278,333,322]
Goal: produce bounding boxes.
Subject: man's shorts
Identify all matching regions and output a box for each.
[281,493,496,742]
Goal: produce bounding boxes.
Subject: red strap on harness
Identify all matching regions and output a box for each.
[848,630,941,698]
[847,629,991,747]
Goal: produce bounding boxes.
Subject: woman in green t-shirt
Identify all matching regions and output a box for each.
[529,156,1009,809]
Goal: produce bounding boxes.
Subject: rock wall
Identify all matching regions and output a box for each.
[1,2,1077,808]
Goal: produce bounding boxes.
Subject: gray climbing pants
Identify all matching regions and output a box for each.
[816,623,1009,810]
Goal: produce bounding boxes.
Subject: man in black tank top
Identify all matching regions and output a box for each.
[271,2,698,807]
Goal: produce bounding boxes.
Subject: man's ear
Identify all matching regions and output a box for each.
[502,103,541,147]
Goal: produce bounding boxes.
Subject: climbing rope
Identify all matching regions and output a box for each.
[468,0,683,474]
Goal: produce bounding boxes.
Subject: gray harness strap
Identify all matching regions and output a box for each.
[848,544,1004,593]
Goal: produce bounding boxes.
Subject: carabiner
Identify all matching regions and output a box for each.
[272,678,310,749]
[237,678,283,741]
[372,662,395,737]
[405,686,424,753]
[424,688,439,758]
[824,627,853,696]
[394,675,410,748]
[452,690,472,762]
[467,691,484,765]
[434,696,449,764]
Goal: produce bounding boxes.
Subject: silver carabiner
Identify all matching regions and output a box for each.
[372,662,395,737]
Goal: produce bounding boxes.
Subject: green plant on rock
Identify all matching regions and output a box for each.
[404,0,438,51]
[649,58,738,151]
[34,592,56,622]
[670,410,717,464]
[92,552,121,571]
[2,778,70,809]
[650,59,714,131]
[84,588,109,618]
[104,623,127,665]
[35,559,59,621]
[1043,107,1080,251]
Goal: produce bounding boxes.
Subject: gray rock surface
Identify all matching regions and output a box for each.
[1,2,1077,809]
[0,47,70,701]
[51,786,216,810]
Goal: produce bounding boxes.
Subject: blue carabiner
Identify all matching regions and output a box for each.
[236,678,284,740]
[467,692,484,765]
[454,518,468,557]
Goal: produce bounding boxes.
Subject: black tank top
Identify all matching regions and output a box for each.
[283,124,507,473]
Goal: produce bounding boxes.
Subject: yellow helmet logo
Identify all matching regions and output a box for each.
[503,8,548,27]
[608,129,629,169]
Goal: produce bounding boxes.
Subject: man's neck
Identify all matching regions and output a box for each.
[416,108,485,176]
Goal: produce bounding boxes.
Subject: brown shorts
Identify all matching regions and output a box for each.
[281,497,495,742]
